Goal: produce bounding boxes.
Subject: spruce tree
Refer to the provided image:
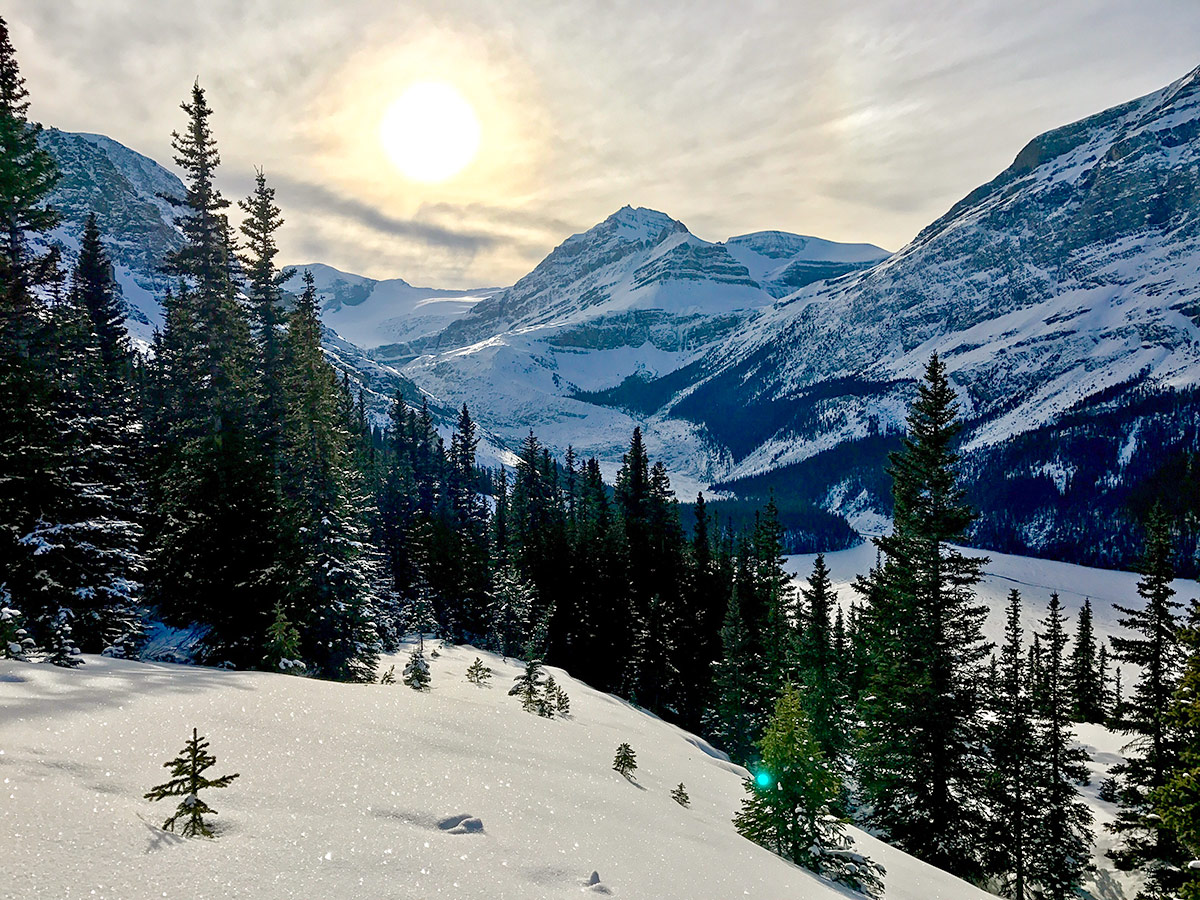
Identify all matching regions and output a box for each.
[709,586,759,764]
[0,16,69,651]
[612,742,637,779]
[509,657,546,713]
[145,82,277,666]
[853,354,991,879]
[262,601,304,674]
[273,271,379,681]
[0,592,35,659]
[1155,598,1200,900]
[671,783,690,807]
[489,565,533,658]
[1108,504,1187,895]
[1068,597,1104,723]
[734,685,883,896]
[1028,593,1094,900]
[402,647,430,691]
[796,553,845,762]
[465,657,492,686]
[144,728,239,838]
[986,589,1037,900]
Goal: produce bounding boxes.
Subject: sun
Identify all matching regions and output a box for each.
[379,81,481,184]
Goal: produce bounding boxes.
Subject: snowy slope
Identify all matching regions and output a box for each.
[1,644,992,900]
[785,543,1186,900]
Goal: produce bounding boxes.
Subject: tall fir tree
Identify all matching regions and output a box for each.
[796,553,846,763]
[1108,504,1187,897]
[1068,597,1105,723]
[145,82,277,666]
[1154,597,1200,900]
[275,271,379,681]
[853,354,992,879]
[1028,592,1094,900]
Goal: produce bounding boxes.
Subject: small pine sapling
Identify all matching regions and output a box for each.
[613,742,638,780]
[144,728,240,838]
[554,684,571,716]
[379,665,396,684]
[465,657,492,686]
[509,658,546,713]
[540,674,559,717]
[672,783,690,807]
[43,610,82,668]
[263,601,305,674]
[403,648,431,691]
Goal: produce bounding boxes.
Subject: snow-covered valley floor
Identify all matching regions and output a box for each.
[2,642,1001,900]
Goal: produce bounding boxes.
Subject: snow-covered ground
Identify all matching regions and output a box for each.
[1,644,994,900]
[787,540,1197,649]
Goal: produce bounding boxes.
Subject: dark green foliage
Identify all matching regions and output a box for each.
[378,664,396,685]
[1028,593,1094,899]
[1069,597,1105,723]
[402,648,430,691]
[1108,504,1188,897]
[734,685,884,897]
[144,728,239,838]
[509,657,545,713]
[465,657,492,686]
[1155,598,1200,900]
[671,782,689,807]
[795,553,846,763]
[612,742,637,779]
[853,354,991,879]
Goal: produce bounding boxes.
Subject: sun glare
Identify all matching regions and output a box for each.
[379,81,481,184]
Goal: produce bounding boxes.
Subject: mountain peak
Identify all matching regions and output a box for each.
[597,205,687,245]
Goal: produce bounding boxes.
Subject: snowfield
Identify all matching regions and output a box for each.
[1,644,995,900]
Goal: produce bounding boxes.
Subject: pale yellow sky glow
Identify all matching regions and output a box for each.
[9,0,1200,288]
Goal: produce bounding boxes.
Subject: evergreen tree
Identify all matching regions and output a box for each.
[71,214,130,378]
[1068,597,1104,723]
[1028,592,1094,900]
[237,169,292,462]
[1155,598,1200,900]
[144,728,239,838]
[709,586,760,764]
[612,742,638,779]
[402,647,430,690]
[378,664,396,684]
[986,590,1037,900]
[1108,504,1187,896]
[553,683,570,716]
[145,82,277,667]
[488,565,533,658]
[671,783,690,808]
[509,657,546,713]
[853,354,991,879]
[274,271,379,681]
[465,657,492,686]
[734,685,884,896]
[0,16,70,651]
[796,553,845,762]
[262,601,304,674]
[0,591,35,659]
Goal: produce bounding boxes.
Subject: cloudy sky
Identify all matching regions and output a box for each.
[10,1,1200,287]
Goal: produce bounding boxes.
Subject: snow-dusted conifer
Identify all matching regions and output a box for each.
[1,590,35,659]
[466,657,492,686]
[42,609,82,668]
[613,742,637,779]
[402,647,430,691]
[509,657,546,713]
[378,664,396,685]
[262,601,304,674]
[671,783,690,807]
[144,728,239,838]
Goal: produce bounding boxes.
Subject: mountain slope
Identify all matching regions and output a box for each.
[0,644,996,900]
[606,64,1200,567]
[400,207,887,493]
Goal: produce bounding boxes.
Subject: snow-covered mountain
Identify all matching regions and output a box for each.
[656,62,1200,567]
[389,64,1200,567]
[282,263,498,359]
